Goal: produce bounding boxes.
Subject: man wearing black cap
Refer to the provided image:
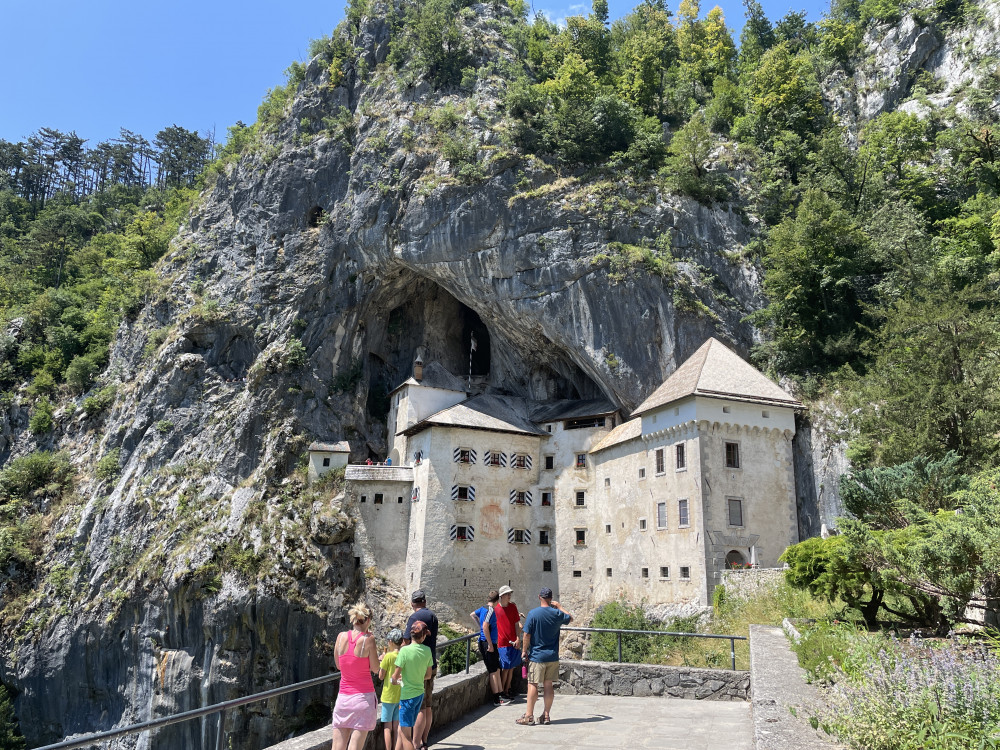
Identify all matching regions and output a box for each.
[516,587,572,726]
[403,590,439,750]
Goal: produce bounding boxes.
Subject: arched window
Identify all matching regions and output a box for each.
[725,550,747,569]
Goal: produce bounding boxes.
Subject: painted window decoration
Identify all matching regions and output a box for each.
[450,524,475,541]
[678,498,690,527]
[512,453,532,470]
[454,447,477,464]
[510,489,533,506]
[655,448,665,474]
[725,441,740,469]
[452,485,476,501]
[484,450,507,467]
[411,487,420,502]
[508,528,531,544]
[676,443,686,470]
[728,497,744,527]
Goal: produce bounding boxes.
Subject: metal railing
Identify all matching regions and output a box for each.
[35,633,479,750]
[563,627,748,671]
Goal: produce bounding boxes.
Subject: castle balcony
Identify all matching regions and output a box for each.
[344,464,415,483]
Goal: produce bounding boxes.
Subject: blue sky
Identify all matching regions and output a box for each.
[0,0,826,148]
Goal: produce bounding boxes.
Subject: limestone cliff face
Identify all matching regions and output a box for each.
[7,1,987,746]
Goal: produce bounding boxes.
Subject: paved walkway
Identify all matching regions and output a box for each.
[427,694,753,750]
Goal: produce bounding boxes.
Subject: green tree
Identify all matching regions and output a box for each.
[614,3,677,117]
[0,685,25,750]
[751,189,869,370]
[660,111,725,201]
[737,0,775,76]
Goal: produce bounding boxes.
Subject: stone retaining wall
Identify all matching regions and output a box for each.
[557,661,750,701]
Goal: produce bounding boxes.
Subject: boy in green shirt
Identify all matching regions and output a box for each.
[378,628,404,750]
[391,621,433,750]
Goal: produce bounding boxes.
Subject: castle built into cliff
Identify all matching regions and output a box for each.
[312,338,803,619]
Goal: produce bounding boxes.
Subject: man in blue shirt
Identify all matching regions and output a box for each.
[516,587,572,725]
[470,590,508,706]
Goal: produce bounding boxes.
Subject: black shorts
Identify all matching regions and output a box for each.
[478,640,501,673]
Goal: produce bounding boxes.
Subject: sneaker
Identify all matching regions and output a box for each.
[498,695,512,705]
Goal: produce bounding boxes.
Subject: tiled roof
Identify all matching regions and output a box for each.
[633,338,802,414]
[401,395,550,437]
[529,398,617,423]
[308,441,351,453]
[589,418,642,453]
[390,361,468,396]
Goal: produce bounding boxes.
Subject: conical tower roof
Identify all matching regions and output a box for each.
[634,338,802,414]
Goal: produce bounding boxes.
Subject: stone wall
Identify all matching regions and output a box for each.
[557,660,749,701]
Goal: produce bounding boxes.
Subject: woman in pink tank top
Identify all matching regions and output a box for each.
[332,602,380,750]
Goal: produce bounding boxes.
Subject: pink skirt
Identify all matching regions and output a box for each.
[332,691,377,731]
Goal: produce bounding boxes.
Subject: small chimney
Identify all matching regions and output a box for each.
[413,354,424,381]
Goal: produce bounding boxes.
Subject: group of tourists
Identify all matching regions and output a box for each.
[330,585,572,750]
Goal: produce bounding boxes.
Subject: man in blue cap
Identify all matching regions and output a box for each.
[515,587,572,726]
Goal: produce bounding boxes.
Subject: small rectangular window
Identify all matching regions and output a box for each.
[541,491,552,506]
[680,566,691,580]
[458,449,472,464]
[604,477,610,487]
[374,493,384,504]
[641,568,649,579]
[513,454,528,469]
[657,502,667,529]
[728,498,744,527]
[544,455,554,470]
[639,518,647,531]
[573,570,582,578]
[397,496,403,504]
[543,560,552,572]
[606,568,612,578]
[322,457,331,467]
[655,448,665,474]
[639,467,646,479]
[576,453,587,469]
[485,451,501,467]
[605,524,611,534]
[722,405,731,414]
[762,410,770,419]
[539,530,550,545]
[575,529,587,545]
[360,495,367,503]
[456,486,470,500]
[575,490,586,507]
[676,443,686,470]
[514,491,528,505]
[659,566,669,579]
[725,442,740,469]
[456,525,470,541]
[511,529,530,544]
[546,424,553,433]
[678,498,690,528]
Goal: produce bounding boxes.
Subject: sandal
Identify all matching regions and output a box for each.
[541,713,551,725]
[515,714,535,726]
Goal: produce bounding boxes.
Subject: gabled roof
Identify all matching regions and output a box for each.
[389,361,468,396]
[308,441,351,453]
[529,398,617,423]
[633,338,802,414]
[401,394,550,438]
[590,418,642,453]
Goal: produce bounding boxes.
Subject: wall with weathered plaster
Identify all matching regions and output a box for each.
[307,450,349,481]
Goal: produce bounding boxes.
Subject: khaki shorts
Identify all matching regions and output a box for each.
[528,660,559,684]
[423,668,436,709]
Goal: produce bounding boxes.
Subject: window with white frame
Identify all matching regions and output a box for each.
[678,498,690,527]
[728,497,744,527]
[575,528,587,545]
[456,448,473,464]
[657,502,667,529]
[641,568,649,578]
[676,443,686,470]
[322,457,331,467]
[655,448,665,474]
[513,453,530,469]
[639,518,647,531]
[680,566,691,580]
[659,566,669,579]
[484,451,503,467]
[576,453,587,469]
[575,490,586,507]
[639,467,646,479]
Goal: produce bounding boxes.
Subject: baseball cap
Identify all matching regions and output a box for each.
[411,589,426,602]
[539,587,553,599]
[388,628,404,644]
[498,585,513,596]
[410,621,428,636]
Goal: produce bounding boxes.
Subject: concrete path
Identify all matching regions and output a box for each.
[427,694,753,750]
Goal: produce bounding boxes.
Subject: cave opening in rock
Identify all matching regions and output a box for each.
[306,206,325,228]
